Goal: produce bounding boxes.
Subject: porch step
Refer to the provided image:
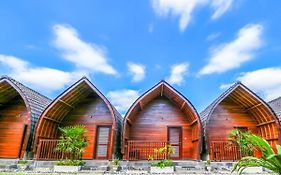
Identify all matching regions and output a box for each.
[0,159,23,171]
[174,160,205,171]
[82,160,110,171]
[121,161,151,171]
[0,159,18,166]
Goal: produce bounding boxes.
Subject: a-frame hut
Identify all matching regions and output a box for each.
[122,80,202,160]
[0,76,51,158]
[34,77,122,160]
[200,82,280,161]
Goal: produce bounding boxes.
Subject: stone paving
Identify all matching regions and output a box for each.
[0,160,277,175]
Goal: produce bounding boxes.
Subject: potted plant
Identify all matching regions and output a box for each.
[149,144,175,173]
[54,125,88,173]
[110,159,120,172]
[17,160,28,171]
[205,160,211,172]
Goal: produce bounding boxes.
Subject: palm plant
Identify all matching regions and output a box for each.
[56,125,88,160]
[228,129,255,157]
[231,132,281,174]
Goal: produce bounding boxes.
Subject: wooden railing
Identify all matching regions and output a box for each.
[36,139,64,160]
[210,141,241,161]
[126,140,169,160]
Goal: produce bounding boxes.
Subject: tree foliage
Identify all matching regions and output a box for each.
[228,129,255,157]
[56,125,88,160]
[231,132,281,174]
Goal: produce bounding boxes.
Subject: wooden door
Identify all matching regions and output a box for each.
[168,127,182,159]
[95,126,111,159]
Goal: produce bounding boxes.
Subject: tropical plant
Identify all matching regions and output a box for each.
[231,132,281,174]
[56,125,88,161]
[56,159,85,166]
[18,160,28,165]
[228,129,255,157]
[112,159,120,166]
[149,144,175,168]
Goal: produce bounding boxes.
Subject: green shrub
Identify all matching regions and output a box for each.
[228,129,255,157]
[112,159,120,166]
[151,159,173,168]
[56,159,85,166]
[148,144,175,169]
[18,160,28,165]
[56,125,88,161]
[232,132,281,174]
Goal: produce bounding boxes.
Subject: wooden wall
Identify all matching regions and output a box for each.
[0,95,29,158]
[207,98,258,143]
[61,94,113,159]
[127,96,198,159]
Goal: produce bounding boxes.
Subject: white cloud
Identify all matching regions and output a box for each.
[53,24,118,75]
[221,67,281,101]
[220,82,234,90]
[206,32,220,41]
[152,0,208,31]
[127,62,146,82]
[0,54,85,94]
[166,63,189,85]
[199,24,263,75]
[151,0,234,31]
[107,89,140,115]
[211,0,233,19]
[237,68,281,101]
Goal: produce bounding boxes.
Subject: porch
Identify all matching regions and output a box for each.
[36,139,64,160]
[124,140,181,160]
[209,141,241,161]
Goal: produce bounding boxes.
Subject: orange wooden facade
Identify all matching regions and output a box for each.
[122,81,202,160]
[200,82,280,161]
[0,76,50,158]
[34,77,122,160]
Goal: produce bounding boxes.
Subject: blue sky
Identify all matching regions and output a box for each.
[0,0,281,115]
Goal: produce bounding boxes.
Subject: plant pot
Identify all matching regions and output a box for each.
[150,166,174,174]
[54,165,81,173]
[17,164,28,171]
[244,167,263,173]
[111,165,120,172]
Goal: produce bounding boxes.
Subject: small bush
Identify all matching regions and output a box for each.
[112,159,120,166]
[56,159,85,166]
[18,160,28,165]
[151,159,173,168]
[56,125,88,160]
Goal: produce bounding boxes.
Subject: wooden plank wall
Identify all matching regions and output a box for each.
[61,95,113,159]
[0,96,29,158]
[128,96,199,159]
[207,98,259,160]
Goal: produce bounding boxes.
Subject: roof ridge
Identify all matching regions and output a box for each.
[0,75,51,101]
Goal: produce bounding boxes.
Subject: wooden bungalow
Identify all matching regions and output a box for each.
[200,82,280,161]
[34,77,122,160]
[0,76,51,158]
[122,80,202,160]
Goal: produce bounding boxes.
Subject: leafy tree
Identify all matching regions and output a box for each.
[56,125,88,160]
[228,129,255,157]
[231,132,281,174]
